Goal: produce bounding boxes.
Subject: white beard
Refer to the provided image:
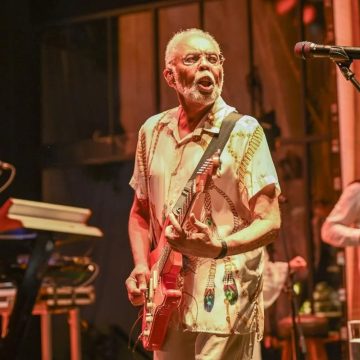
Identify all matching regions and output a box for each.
[174,71,223,105]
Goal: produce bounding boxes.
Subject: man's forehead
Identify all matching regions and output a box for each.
[175,35,219,54]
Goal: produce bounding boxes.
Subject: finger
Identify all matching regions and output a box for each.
[125,276,139,291]
[165,225,180,241]
[189,213,208,231]
[168,242,187,255]
[167,236,181,250]
[165,225,175,237]
[129,288,142,298]
[129,293,145,306]
[126,278,143,302]
[168,213,182,233]
[168,239,180,249]
[168,243,179,251]
[137,273,148,292]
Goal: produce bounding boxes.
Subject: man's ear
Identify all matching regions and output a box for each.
[163,68,175,87]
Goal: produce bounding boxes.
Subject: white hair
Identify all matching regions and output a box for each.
[164,28,221,66]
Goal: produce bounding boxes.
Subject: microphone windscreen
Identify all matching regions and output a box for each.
[294,41,312,59]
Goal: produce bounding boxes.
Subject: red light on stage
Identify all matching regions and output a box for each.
[275,0,297,15]
[303,4,317,25]
[274,0,318,26]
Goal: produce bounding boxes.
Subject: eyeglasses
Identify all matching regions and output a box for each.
[181,52,225,66]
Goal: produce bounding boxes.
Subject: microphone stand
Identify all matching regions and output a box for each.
[285,272,308,360]
[279,197,308,360]
[328,47,360,92]
[334,60,360,92]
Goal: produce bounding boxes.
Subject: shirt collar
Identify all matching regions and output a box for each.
[160,97,236,135]
[202,97,236,134]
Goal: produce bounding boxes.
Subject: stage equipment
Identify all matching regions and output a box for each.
[295,42,360,60]
[0,284,96,360]
[278,197,308,360]
[0,198,102,359]
[294,41,360,92]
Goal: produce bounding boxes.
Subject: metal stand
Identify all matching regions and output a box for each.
[284,273,308,360]
[1,302,83,360]
[0,232,54,359]
[326,46,360,92]
[335,60,360,92]
[33,304,82,360]
[279,198,307,360]
[69,308,81,360]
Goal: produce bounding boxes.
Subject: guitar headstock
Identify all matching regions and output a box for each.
[194,149,221,193]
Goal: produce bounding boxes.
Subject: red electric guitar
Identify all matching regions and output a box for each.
[141,151,220,351]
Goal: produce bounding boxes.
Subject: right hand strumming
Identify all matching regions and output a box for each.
[125,264,150,306]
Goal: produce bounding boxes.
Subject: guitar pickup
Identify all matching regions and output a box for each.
[152,270,158,290]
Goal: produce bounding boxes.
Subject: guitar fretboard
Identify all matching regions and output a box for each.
[157,181,196,275]
[172,181,195,227]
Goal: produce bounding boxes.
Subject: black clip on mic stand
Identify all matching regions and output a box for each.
[329,47,360,92]
[279,195,307,360]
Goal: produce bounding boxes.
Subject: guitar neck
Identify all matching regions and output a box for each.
[157,181,198,275]
[173,181,197,227]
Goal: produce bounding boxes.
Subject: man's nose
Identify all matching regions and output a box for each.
[198,55,211,69]
[199,55,211,69]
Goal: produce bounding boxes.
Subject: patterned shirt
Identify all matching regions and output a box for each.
[130,97,280,336]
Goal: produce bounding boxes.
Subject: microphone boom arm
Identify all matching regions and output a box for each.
[294,42,360,92]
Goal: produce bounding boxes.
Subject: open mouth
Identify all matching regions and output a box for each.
[196,76,215,93]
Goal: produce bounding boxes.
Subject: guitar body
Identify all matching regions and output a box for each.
[140,152,220,351]
[141,227,183,351]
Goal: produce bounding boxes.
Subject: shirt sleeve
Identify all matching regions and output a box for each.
[247,126,280,200]
[321,182,360,247]
[129,126,149,200]
[239,121,280,206]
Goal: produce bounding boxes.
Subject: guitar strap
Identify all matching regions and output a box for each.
[172,111,242,215]
[189,111,241,180]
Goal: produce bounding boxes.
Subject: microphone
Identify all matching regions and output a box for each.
[294,41,360,61]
